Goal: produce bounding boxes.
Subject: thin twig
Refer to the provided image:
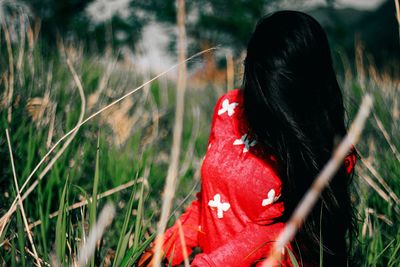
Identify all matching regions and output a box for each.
[395,0,400,24]
[373,113,400,162]
[2,19,14,123]
[226,51,234,92]
[394,0,400,42]
[152,0,188,265]
[177,219,190,267]
[16,13,26,72]
[358,153,400,207]
[25,246,51,267]
[178,106,201,177]
[359,172,390,203]
[6,129,41,266]
[262,94,373,267]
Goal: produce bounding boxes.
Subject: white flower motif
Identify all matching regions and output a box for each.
[262,189,280,206]
[208,194,231,218]
[218,99,239,116]
[233,133,257,153]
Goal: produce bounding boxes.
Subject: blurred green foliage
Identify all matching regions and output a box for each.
[1,0,398,68]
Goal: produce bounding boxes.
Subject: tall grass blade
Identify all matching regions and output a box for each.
[133,176,146,249]
[119,232,156,267]
[55,177,69,265]
[16,207,26,267]
[287,246,300,267]
[319,205,323,267]
[89,134,101,267]
[113,174,138,267]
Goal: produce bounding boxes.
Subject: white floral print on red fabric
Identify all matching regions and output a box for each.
[262,189,280,206]
[208,194,231,219]
[233,133,257,153]
[218,98,239,116]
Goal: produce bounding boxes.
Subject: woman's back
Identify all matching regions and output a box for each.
[159,88,356,266]
[242,10,357,266]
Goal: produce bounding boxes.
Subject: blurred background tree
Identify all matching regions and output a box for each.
[138,0,278,55]
[310,0,399,69]
[20,0,150,52]
[2,0,398,70]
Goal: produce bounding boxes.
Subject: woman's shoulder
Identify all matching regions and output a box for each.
[218,88,243,103]
[212,88,244,121]
[211,88,244,134]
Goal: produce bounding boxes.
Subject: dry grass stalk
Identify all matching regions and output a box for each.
[26,20,36,77]
[395,0,400,28]
[393,97,399,121]
[261,94,373,267]
[179,106,200,177]
[226,51,234,91]
[2,19,14,123]
[140,84,161,149]
[5,129,41,266]
[16,14,26,72]
[24,54,85,190]
[26,92,52,126]
[46,103,57,148]
[25,246,51,266]
[102,97,137,145]
[177,219,190,267]
[358,153,400,207]
[76,203,116,267]
[355,38,365,90]
[359,171,390,202]
[360,208,393,238]
[30,179,138,231]
[1,179,138,247]
[159,77,169,110]
[1,73,8,108]
[0,53,86,238]
[152,0,188,265]
[373,113,400,162]
[362,208,373,238]
[0,46,216,240]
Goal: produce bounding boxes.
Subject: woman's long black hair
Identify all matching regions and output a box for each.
[242,10,356,266]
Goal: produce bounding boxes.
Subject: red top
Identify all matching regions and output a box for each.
[160,88,357,267]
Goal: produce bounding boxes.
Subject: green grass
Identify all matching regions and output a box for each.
[0,21,399,267]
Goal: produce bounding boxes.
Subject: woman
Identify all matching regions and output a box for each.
[139,10,357,267]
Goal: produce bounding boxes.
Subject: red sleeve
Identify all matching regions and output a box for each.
[191,186,292,267]
[208,91,239,145]
[161,193,201,266]
[190,218,292,267]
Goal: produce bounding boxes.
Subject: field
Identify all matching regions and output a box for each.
[0,17,399,266]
